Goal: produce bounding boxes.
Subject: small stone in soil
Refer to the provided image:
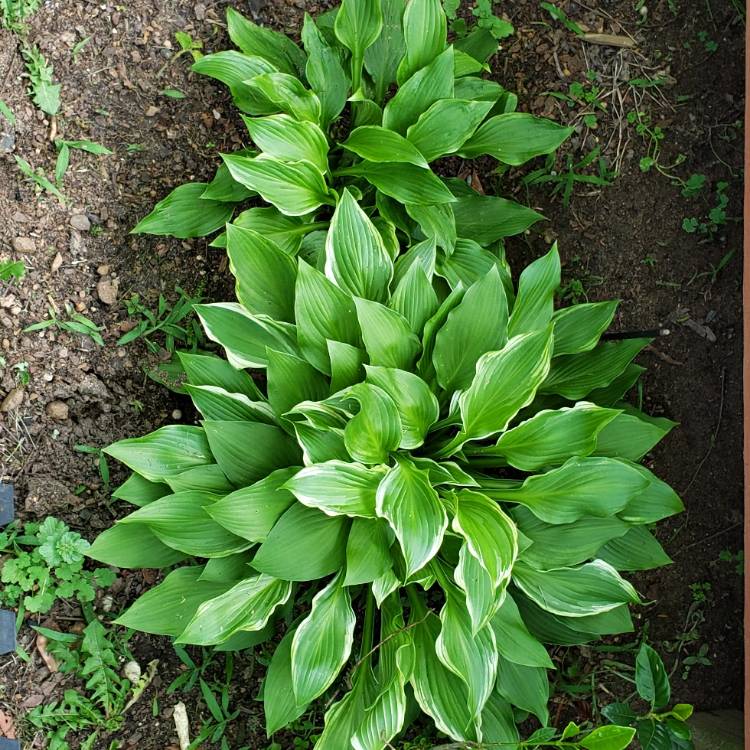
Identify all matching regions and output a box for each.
[12,237,35,253]
[0,387,24,412]
[97,279,119,305]
[45,401,69,421]
[70,214,91,231]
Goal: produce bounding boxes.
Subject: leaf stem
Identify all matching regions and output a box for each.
[359,588,375,659]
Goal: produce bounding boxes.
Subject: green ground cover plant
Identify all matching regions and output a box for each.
[87,1,684,747]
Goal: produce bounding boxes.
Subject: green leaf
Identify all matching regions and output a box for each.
[325,188,393,301]
[119,491,250,557]
[243,113,329,172]
[185,385,275,424]
[226,224,297,322]
[207,467,297,542]
[552,300,618,356]
[192,50,277,90]
[301,14,349,128]
[131,183,234,238]
[389,263,439,335]
[405,205,456,252]
[342,126,429,167]
[226,7,306,77]
[179,352,263,399]
[406,99,493,162]
[376,457,447,577]
[491,593,554,668]
[222,206,316,254]
[112,472,170,506]
[344,518,392,585]
[457,328,553,446]
[594,411,675,461]
[508,244,560,338]
[223,153,332,216]
[334,0,383,90]
[493,456,649,524]
[495,656,549,725]
[253,503,349,581]
[481,694,520,748]
[296,258,362,374]
[580,725,637,750]
[601,701,637,726]
[115,567,230,636]
[635,642,670,708]
[452,490,517,592]
[383,46,454,134]
[541,338,651,400]
[166,464,234,495]
[328,340,367,392]
[397,0,446,83]
[292,573,356,704]
[451,190,543,245]
[264,627,309,734]
[460,113,572,165]
[513,507,629,569]
[267,348,329,417]
[364,365,439,449]
[409,609,477,741]
[87,524,187,569]
[355,297,421,370]
[436,590,497,720]
[476,402,621,471]
[203,160,256,202]
[343,382,402,463]
[618,465,684,524]
[203,420,301,486]
[433,266,509,392]
[343,161,456,205]
[513,559,640,617]
[286,460,385,517]
[195,302,298,369]
[363,0,405,101]
[104,425,212,482]
[598,526,672,571]
[177,574,293,645]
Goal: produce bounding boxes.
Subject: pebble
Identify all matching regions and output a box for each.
[97,278,119,305]
[12,237,35,253]
[96,264,110,276]
[45,400,69,421]
[145,105,159,117]
[0,387,24,412]
[123,661,142,684]
[51,253,63,273]
[70,214,91,231]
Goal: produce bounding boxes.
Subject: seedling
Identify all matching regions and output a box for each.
[0,260,26,282]
[21,43,60,116]
[697,30,718,53]
[443,0,514,39]
[540,1,584,35]
[14,155,65,203]
[27,619,157,748]
[13,361,29,386]
[24,303,105,346]
[718,548,743,576]
[54,138,112,186]
[601,643,695,748]
[74,443,111,491]
[0,0,41,28]
[0,517,115,615]
[0,97,15,124]
[117,286,204,354]
[71,35,92,62]
[523,147,616,207]
[682,181,730,239]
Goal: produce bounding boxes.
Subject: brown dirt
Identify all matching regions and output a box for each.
[0,0,743,748]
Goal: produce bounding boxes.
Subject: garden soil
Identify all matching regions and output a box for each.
[0,0,743,747]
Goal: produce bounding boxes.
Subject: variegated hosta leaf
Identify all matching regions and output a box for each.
[176,574,292,645]
[291,573,356,705]
[375,457,447,578]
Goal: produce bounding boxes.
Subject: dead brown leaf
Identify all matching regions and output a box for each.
[0,709,16,738]
[36,634,59,673]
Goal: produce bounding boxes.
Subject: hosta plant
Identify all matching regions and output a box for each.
[131,0,572,274]
[89,201,683,747]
